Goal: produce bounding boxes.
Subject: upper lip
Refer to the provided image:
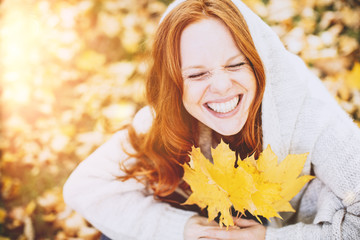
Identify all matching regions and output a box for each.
[205,94,241,104]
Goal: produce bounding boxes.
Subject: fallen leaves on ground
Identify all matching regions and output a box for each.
[0,0,359,238]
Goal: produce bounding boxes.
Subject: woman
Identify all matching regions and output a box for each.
[63,0,360,239]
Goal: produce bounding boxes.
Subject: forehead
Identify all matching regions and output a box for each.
[180,17,241,68]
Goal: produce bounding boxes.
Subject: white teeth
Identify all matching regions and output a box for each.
[207,95,239,113]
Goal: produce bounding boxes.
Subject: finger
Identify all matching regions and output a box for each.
[233,218,259,227]
[200,220,220,227]
[203,228,248,240]
[201,224,238,233]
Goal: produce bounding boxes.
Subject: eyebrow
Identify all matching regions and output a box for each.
[181,53,246,71]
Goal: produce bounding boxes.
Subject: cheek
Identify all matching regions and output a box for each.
[250,75,257,97]
[242,71,257,95]
[182,82,202,105]
[247,76,258,109]
[182,84,193,113]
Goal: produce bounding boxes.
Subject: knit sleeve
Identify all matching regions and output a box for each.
[311,105,360,239]
[266,104,360,240]
[63,130,196,240]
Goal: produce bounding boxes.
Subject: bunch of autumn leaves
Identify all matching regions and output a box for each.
[182,141,314,227]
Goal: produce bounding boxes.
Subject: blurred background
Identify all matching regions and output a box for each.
[0,0,359,239]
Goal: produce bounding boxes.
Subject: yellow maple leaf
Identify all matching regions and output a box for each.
[208,143,257,223]
[183,141,314,227]
[183,141,256,227]
[182,146,234,227]
[346,62,360,90]
[245,146,314,220]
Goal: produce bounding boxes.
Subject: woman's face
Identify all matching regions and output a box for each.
[180,17,257,136]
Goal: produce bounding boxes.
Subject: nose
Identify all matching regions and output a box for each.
[209,70,233,94]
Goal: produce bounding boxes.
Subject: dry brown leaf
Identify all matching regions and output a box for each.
[121,28,142,53]
[98,12,121,38]
[8,207,25,225]
[267,0,295,22]
[315,0,333,7]
[352,91,360,108]
[313,57,351,76]
[340,6,360,29]
[55,231,68,240]
[101,102,136,122]
[339,36,359,56]
[50,134,70,153]
[37,191,60,212]
[283,27,305,54]
[340,101,356,114]
[62,212,87,236]
[1,177,21,200]
[78,226,101,240]
[106,61,136,84]
[338,81,352,101]
[318,11,339,30]
[148,1,167,14]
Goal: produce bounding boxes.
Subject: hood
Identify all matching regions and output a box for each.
[160,0,311,161]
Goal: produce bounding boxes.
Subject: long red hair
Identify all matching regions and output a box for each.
[120,0,265,197]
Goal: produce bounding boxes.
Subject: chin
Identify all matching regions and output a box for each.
[214,127,242,137]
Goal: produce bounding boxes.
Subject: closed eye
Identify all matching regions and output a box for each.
[188,71,208,79]
[226,62,245,71]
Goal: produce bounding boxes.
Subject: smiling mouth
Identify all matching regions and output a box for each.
[206,95,242,114]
